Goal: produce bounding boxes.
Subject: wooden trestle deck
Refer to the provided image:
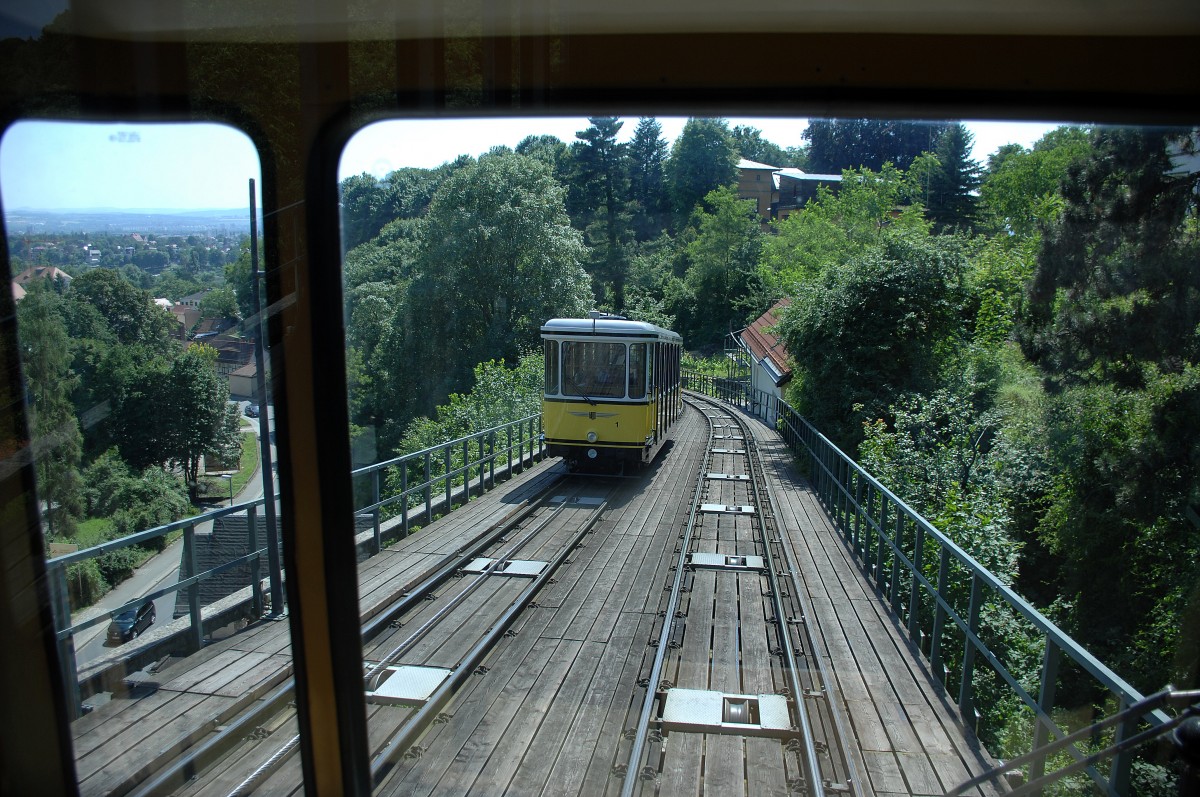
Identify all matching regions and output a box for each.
[71,400,1004,797]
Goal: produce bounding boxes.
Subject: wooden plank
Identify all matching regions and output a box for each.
[657,731,703,797]
[493,639,600,795]
[540,612,642,795]
[862,750,907,794]
[709,572,741,694]
[745,736,790,797]
[578,613,657,796]
[702,735,746,797]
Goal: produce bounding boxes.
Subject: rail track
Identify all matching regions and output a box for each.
[133,393,858,796]
[136,472,616,796]
[617,392,859,797]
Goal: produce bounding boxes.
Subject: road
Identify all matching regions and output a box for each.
[70,402,276,666]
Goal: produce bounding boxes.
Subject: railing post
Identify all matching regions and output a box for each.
[444,444,452,510]
[249,504,263,617]
[907,523,925,641]
[1029,638,1061,790]
[184,521,203,651]
[424,451,432,523]
[854,472,864,554]
[930,547,951,686]
[400,462,410,539]
[1109,696,1136,795]
[506,425,514,473]
[889,512,904,611]
[462,438,470,498]
[959,572,983,719]
[50,564,82,718]
[371,468,381,555]
[488,430,496,487]
[875,500,889,588]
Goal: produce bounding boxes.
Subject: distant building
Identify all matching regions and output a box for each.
[733,298,793,425]
[13,264,73,288]
[736,159,842,222]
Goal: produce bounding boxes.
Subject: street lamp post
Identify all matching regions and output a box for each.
[221,473,233,506]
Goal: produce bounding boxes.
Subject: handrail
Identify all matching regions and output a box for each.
[683,371,1175,794]
[45,411,545,713]
[948,689,1200,796]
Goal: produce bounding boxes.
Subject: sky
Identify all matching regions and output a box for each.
[0,116,1062,213]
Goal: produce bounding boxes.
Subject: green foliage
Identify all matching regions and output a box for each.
[732,125,794,167]
[627,117,671,240]
[69,267,175,350]
[759,163,930,294]
[781,231,970,448]
[803,119,948,173]
[16,281,84,536]
[389,151,591,425]
[198,285,239,320]
[570,116,635,310]
[674,187,764,346]
[922,123,983,232]
[978,126,1092,237]
[666,118,739,217]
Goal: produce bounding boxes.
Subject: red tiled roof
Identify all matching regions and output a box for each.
[738,298,792,386]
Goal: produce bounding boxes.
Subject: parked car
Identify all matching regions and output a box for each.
[106,600,156,644]
[245,404,260,418]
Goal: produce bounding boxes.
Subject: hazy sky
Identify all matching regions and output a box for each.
[1,116,1061,212]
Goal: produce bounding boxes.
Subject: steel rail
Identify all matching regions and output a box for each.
[736,394,861,795]
[133,474,569,797]
[618,397,714,797]
[365,491,581,690]
[739,412,828,797]
[370,497,610,787]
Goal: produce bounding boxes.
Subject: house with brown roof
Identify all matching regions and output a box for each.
[734,298,793,424]
[13,264,73,289]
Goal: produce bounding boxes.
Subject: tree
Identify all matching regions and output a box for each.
[627,117,671,241]
[666,118,739,216]
[675,187,764,345]
[110,343,236,498]
[759,163,930,295]
[978,126,1092,237]
[392,152,591,422]
[803,119,948,173]
[1016,127,1200,689]
[199,286,240,320]
[570,116,634,310]
[781,231,969,448]
[69,267,175,350]
[16,283,84,536]
[732,125,794,167]
[923,123,983,231]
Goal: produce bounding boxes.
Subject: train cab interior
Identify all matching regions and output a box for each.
[1,0,1197,793]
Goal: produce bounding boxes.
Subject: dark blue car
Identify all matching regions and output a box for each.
[106,600,156,644]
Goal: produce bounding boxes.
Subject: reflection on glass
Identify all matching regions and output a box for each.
[2,120,283,793]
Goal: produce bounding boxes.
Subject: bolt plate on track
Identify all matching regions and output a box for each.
[710,448,746,455]
[688,552,765,571]
[365,665,452,706]
[700,503,756,515]
[463,558,548,577]
[661,689,793,737]
[706,472,750,481]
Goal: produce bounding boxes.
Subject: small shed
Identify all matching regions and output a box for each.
[735,298,792,424]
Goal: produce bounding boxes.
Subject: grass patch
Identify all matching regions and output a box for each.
[198,430,261,503]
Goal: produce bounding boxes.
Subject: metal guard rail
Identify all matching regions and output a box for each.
[684,371,1178,795]
[45,412,545,711]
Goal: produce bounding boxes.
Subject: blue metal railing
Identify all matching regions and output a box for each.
[684,371,1171,795]
[45,412,544,713]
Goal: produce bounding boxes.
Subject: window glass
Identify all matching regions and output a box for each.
[544,338,560,394]
[1,120,281,788]
[562,341,627,399]
[629,343,646,398]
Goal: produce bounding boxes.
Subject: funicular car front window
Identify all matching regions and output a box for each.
[563,341,627,399]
